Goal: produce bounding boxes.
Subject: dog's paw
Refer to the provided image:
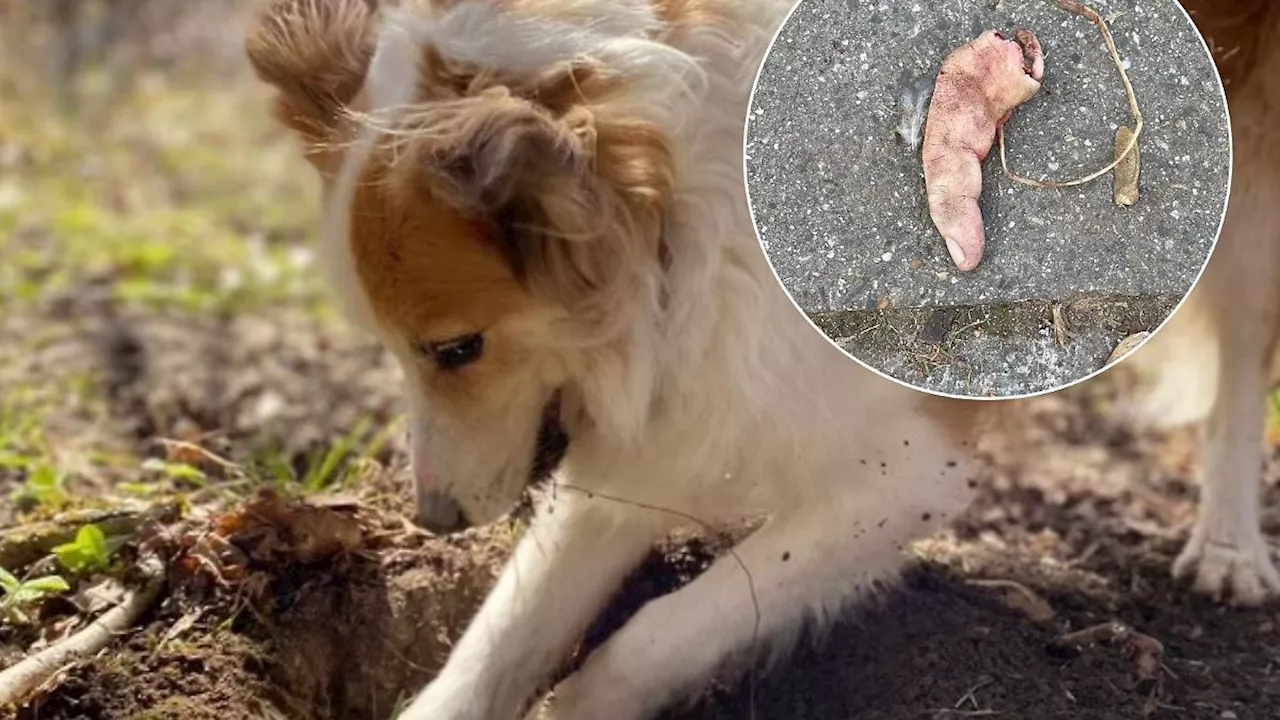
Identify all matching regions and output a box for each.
[1173,531,1280,605]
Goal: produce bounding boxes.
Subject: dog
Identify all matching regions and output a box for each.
[1120,0,1280,605]
[244,0,1276,718]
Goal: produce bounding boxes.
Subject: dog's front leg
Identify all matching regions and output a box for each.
[543,492,962,720]
[399,495,661,720]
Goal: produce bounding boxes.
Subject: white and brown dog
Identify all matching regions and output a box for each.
[245,0,1277,718]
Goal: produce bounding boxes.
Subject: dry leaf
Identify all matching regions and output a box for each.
[1105,331,1149,366]
[1127,631,1164,682]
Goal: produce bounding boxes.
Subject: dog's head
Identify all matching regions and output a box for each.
[247,0,699,531]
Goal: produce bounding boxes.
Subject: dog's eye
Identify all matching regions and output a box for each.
[423,334,484,370]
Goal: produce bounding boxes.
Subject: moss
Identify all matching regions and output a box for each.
[809,294,1180,394]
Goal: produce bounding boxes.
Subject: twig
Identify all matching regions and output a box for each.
[954,675,996,709]
[1054,620,1131,648]
[154,438,241,471]
[1051,304,1071,348]
[0,555,165,706]
[969,579,1056,622]
[1051,621,1165,682]
[999,0,1143,188]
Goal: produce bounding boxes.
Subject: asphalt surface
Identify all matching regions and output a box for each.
[747,0,1229,315]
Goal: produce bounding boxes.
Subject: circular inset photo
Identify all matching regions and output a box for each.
[747,0,1229,398]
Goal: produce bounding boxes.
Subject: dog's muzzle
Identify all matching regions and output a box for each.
[415,393,569,535]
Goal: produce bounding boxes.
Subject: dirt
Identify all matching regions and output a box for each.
[20,630,281,720]
[6,298,1280,720]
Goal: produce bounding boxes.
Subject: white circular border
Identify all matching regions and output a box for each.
[743,0,1234,402]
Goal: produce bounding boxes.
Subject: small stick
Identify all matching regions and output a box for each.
[0,555,165,706]
[969,579,1056,622]
[1054,620,1131,648]
[1051,304,1071,348]
[1000,0,1143,188]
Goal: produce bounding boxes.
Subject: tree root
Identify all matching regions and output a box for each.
[0,554,166,707]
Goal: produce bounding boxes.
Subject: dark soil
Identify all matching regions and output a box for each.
[8,305,1280,720]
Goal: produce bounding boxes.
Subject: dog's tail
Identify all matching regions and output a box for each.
[1116,292,1220,429]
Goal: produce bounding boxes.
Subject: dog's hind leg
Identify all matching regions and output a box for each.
[399,494,664,720]
[1170,257,1280,602]
[1172,307,1280,603]
[542,475,968,720]
[1169,88,1280,602]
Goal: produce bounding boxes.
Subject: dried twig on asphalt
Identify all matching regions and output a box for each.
[1051,305,1071,348]
[0,554,166,707]
[1000,0,1143,188]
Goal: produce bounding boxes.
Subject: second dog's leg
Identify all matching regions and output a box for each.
[1170,85,1280,604]
[1173,311,1280,604]
[399,495,662,720]
[545,481,968,720]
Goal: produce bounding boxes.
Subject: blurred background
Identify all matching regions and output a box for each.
[0,0,410,527]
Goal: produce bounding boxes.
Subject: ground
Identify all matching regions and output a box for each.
[1,5,1278,720]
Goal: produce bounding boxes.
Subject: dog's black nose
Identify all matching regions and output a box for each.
[416,490,469,534]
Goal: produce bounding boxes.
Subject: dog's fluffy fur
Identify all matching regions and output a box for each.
[246,0,1277,717]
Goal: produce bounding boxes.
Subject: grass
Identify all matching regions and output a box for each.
[255,416,404,493]
[0,25,376,519]
[0,64,327,318]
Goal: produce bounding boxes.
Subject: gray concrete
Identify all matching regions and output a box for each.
[747,0,1230,315]
[813,293,1176,397]
[840,327,1121,397]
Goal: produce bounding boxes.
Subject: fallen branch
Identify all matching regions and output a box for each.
[999,0,1143,188]
[0,554,166,706]
[0,503,179,572]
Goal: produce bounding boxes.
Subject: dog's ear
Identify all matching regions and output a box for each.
[407,85,674,307]
[246,0,378,152]
[420,88,596,216]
